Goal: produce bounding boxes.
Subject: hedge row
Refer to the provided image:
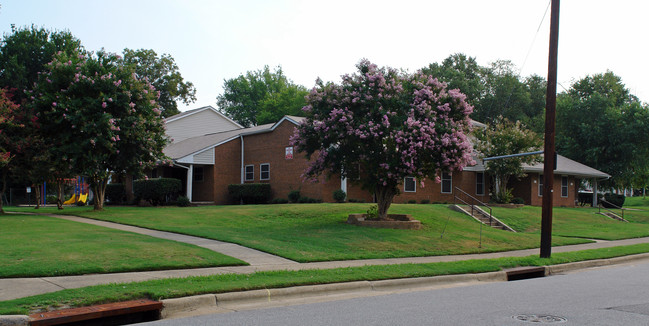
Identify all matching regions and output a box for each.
[134,178,182,206]
[228,183,272,204]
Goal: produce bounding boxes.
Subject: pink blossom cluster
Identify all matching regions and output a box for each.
[293,59,475,189]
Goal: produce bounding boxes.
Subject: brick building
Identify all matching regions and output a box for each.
[154,107,609,207]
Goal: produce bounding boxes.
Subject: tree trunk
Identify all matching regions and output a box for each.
[56,181,64,210]
[92,178,108,211]
[375,185,397,220]
[34,184,41,209]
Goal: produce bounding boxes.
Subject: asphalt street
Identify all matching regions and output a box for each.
[141,261,649,326]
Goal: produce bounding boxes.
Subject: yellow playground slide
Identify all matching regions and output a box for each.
[78,193,88,204]
[63,194,77,205]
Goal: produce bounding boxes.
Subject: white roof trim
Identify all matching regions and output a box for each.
[271,116,302,130]
[165,105,244,128]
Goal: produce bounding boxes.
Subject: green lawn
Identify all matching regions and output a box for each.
[493,204,649,240]
[2,243,649,315]
[6,204,589,262]
[625,196,649,207]
[0,214,246,278]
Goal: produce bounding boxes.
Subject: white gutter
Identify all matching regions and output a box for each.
[240,135,244,184]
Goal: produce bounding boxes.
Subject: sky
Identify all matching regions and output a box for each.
[1,0,648,112]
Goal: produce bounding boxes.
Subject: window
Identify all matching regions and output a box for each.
[538,174,543,196]
[245,165,254,181]
[441,172,452,194]
[476,172,485,196]
[193,167,204,182]
[260,163,270,180]
[561,176,569,197]
[404,177,416,192]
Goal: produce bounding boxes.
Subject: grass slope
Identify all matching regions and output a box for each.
[493,205,649,240]
[7,204,588,262]
[0,214,246,278]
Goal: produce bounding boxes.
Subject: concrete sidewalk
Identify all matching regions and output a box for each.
[3,213,649,302]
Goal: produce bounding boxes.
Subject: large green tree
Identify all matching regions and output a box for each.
[0,25,83,103]
[30,50,169,210]
[475,118,542,203]
[217,65,308,127]
[556,71,649,189]
[422,54,546,130]
[421,53,484,108]
[123,48,196,117]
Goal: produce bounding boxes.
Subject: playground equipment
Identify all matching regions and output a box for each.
[63,177,89,205]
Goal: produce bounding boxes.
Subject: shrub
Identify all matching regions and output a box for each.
[602,193,625,208]
[46,195,58,205]
[366,205,378,219]
[333,189,346,203]
[271,198,289,204]
[298,196,311,203]
[288,190,301,203]
[228,183,272,204]
[176,195,191,207]
[105,183,126,204]
[492,188,513,204]
[420,199,430,204]
[348,198,365,203]
[407,199,417,204]
[511,197,525,205]
[134,178,182,206]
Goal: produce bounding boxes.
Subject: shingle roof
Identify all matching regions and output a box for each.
[467,153,610,179]
[522,154,610,179]
[164,123,274,160]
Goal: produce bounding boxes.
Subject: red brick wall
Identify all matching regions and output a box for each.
[213,138,243,204]
[524,173,577,207]
[393,171,490,204]
[192,165,214,202]
[241,121,341,202]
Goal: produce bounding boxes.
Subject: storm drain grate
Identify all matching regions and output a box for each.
[512,314,567,323]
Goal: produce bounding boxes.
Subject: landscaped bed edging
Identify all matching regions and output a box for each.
[347,214,422,230]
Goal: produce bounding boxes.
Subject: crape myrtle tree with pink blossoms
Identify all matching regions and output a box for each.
[30,50,169,210]
[292,60,475,220]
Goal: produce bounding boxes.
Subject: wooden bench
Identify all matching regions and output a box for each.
[29,299,162,326]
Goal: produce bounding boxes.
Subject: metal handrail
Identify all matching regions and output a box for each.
[454,186,493,226]
[598,199,624,220]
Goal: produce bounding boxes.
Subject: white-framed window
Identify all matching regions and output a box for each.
[476,172,485,196]
[193,167,204,182]
[561,176,569,197]
[245,165,254,181]
[441,172,452,194]
[260,163,270,180]
[538,174,544,197]
[404,177,416,192]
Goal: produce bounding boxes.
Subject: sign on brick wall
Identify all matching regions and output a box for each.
[285,146,293,160]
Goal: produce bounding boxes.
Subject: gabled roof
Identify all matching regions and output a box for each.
[164,105,244,129]
[164,115,305,161]
[468,153,610,179]
[522,154,610,179]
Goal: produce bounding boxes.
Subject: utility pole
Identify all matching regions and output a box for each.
[540,0,560,258]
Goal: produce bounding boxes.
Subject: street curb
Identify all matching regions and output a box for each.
[159,272,507,318]
[547,252,649,274]
[4,253,649,324]
[0,315,29,326]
